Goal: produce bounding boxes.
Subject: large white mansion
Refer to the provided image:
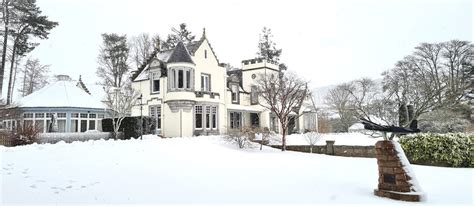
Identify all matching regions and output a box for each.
[131,30,317,137]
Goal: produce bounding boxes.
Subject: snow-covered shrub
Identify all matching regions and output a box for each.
[7,124,42,146]
[399,133,473,167]
[38,132,113,144]
[226,127,255,149]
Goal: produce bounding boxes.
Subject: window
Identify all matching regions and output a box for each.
[46,113,53,118]
[58,120,66,132]
[201,74,210,92]
[251,86,258,105]
[204,50,207,59]
[71,120,78,132]
[178,70,184,88]
[212,106,217,129]
[57,113,66,118]
[229,112,241,129]
[89,114,96,118]
[23,120,33,127]
[35,113,45,118]
[169,67,193,90]
[71,113,79,118]
[35,120,44,133]
[151,72,160,93]
[149,105,161,129]
[80,120,87,132]
[195,106,203,129]
[23,113,33,118]
[205,106,211,129]
[98,114,105,119]
[231,84,239,103]
[80,113,87,118]
[89,120,96,130]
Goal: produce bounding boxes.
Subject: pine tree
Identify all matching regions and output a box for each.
[96,33,129,88]
[257,27,282,62]
[2,0,58,104]
[161,23,195,50]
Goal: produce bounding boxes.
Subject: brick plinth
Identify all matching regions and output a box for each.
[374,140,422,202]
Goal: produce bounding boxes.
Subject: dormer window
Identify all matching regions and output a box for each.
[231,84,239,104]
[151,72,160,93]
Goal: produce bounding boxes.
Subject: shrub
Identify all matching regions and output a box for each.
[399,133,473,167]
[226,127,255,149]
[9,124,42,146]
[102,116,155,139]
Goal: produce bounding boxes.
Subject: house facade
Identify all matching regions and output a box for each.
[131,31,316,137]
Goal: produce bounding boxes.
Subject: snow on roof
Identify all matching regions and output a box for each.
[16,80,107,109]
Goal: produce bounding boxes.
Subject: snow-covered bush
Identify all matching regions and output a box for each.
[399,133,473,167]
[225,127,255,149]
[38,132,113,144]
[6,124,42,146]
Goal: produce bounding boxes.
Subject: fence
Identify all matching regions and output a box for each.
[270,140,376,158]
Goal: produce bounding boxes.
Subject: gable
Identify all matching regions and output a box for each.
[189,38,220,65]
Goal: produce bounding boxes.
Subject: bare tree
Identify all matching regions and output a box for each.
[104,81,139,140]
[17,58,49,97]
[129,33,160,69]
[442,40,473,104]
[325,83,356,131]
[256,72,309,151]
[304,132,322,153]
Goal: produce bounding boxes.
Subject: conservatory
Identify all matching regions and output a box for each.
[2,76,109,133]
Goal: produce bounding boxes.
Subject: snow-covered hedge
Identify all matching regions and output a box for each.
[399,133,473,167]
[38,132,113,144]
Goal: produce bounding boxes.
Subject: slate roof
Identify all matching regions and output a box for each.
[131,28,221,82]
[167,41,194,64]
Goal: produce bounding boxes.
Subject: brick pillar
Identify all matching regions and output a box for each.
[374,140,422,202]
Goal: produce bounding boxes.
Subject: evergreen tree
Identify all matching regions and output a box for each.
[257,27,282,62]
[96,33,129,88]
[161,23,195,50]
[1,0,58,104]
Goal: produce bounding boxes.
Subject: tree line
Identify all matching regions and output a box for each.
[325,40,473,133]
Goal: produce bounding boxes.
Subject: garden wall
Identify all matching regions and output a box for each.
[270,141,376,158]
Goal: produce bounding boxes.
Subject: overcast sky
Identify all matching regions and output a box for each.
[22,0,472,90]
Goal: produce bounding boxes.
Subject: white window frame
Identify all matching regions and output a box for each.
[151,72,161,93]
[201,73,210,92]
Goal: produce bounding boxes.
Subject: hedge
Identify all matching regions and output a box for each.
[102,116,156,139]
[399,133,473,167]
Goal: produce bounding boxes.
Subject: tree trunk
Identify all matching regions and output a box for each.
[281,128,287,151]
[0,0,10,100]
[6,43,16,104]
[10,58,18,102]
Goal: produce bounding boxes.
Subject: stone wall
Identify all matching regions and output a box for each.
[270,141,375,158]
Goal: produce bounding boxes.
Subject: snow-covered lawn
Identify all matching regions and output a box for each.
[1,136,472,205]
